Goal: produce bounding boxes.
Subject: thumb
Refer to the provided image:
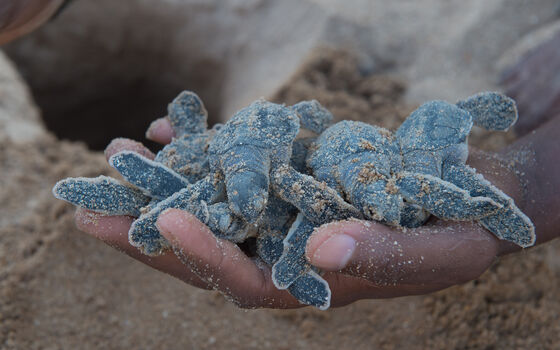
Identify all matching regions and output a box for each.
[306,219,500,288]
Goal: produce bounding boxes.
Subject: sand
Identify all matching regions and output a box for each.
[6,0,559,149]
[1,45,559,349]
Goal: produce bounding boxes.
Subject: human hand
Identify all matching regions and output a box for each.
[303,94,560,307]
[75,119,305,307]
[75,112,555,309]
[302,36,560,304]
[148,140,525,307]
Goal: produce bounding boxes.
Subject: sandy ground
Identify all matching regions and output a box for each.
[5,0,559,149]
[1,47,559,349]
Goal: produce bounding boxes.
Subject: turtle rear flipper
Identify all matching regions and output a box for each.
[396,172,501,221]
[443,163,535,247]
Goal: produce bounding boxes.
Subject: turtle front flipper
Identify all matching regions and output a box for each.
[52,176,151,216]
[167,91,208,136]
[129,174,226,256]
[271,213,316,289]
[110,151,190,199]
[257,213,331,310]
[456,91,518,131]
[442,163,535,247]
[291,100,334,134]
[396,172,501,221]
[270,165,358,289]
[288,271,331,310]
[271,165,361,224]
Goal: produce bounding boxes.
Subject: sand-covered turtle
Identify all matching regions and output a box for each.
[53,91,228,255]
[270,92,536,299]
[207,97,360,309]
[53,91,345,308]
[308,92,535,245]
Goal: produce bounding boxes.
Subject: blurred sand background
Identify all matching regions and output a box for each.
[1,1,559,349]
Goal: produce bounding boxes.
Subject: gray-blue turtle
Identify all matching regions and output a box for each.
[308,91,534,246]
[208,98,348,308]
[270,92,535,298]
[54,91,225,255]
[397,92,534,246]
[207,99,334,224]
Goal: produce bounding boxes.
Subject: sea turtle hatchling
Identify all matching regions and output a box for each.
[204,97,360,309]
[53,91,346,308]
[271,92,535,293]
[309,92,535,245]
[54,91,226,255]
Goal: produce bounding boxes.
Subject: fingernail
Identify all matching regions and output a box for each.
[156,209,184,241]
[309,234,356,270]
[104,138,155,161]
[156,208,205,244]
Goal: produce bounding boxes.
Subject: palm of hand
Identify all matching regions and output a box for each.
[75,116,521,308]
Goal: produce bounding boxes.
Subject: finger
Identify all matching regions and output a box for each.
[306,219,499,291]
[74,208,211,289]
[104,137,156,161]
[324,270,457,307]
[146,117,174,144]
[157,209,301,308]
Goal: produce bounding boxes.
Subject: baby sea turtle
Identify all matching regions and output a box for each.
[271,92,535,295]
[206,97,358,309]
[54,91,225,255]
[54,91,342,308]
[309,92,535,245]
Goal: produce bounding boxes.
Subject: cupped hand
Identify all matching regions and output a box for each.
[152,145,520,307]
[76,118,301,307]
[75,115,538,309]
